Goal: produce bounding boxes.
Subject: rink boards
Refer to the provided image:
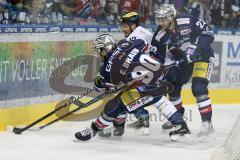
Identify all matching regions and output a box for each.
[0,29,240,131]
[0,89,239,131]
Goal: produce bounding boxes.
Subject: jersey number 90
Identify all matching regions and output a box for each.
[132,54,161,84]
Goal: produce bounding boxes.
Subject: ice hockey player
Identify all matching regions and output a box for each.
[98,11,153,137]
[151,4,215,136]
[74,34,191,141]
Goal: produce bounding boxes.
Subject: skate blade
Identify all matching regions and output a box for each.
[193,132,216,143]
[126,124,140,129]
[136,127,150,135]
[73,139,92,143]
[98,128,113,138]
[170,133,191,142]
[197,129,215,137]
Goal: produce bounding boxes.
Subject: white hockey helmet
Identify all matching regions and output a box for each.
[93,34,116,57]
[154,4,177,22]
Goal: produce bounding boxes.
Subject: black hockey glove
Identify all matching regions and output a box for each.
[104,82,117,94]
[94,76,106,92]
[184,45,203,63]
[184,54,203,63]
[94,76,117,94]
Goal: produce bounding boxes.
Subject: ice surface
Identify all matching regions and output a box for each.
[0,104,239,160]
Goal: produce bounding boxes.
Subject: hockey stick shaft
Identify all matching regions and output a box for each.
[38,85,126,130]
[13,88,95,134]
[39,93,106,129]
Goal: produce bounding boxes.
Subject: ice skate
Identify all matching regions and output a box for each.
[162,121,174,130]
[127,117,150,135]
[169,122,191,141]
[197,121,214,137]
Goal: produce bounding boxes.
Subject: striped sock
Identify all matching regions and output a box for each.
[198,98,212,122]
[94,115,113,130]
[170,97,185,115]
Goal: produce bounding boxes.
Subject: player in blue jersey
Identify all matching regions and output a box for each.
[75,34,191,141]
[98,12,153,137]
[151,4,215,136]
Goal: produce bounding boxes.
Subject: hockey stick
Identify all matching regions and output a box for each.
[164,59,184,70]
[38,92,107,130]
[13,85,126,134]
[12,87,95,134]
[37,85,126,130]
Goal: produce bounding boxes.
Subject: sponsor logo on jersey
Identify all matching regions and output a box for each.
[106,48,121,72]
[118,52,125,60]
[176,18,190,25]
[180,29,191,35]
[120,48,139,75]
[120,41,132,50]
[126,96,153,112]
[155,29,166,41]
[206,57,214,81]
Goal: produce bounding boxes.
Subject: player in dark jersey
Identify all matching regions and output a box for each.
[98,12,153,137]
[74,34,191,141]
[151,4,215,136]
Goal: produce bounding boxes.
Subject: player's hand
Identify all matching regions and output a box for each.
[94,76,105,92]
[104,83,117,94]
[149,46,158,57]
[184,45,203,63]
[184,54,202,63]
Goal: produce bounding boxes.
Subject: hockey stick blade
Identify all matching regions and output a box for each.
[13,127,23,135]
[12,88,95,135]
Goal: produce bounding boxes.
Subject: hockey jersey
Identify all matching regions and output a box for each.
[151,14,214,64]
[125,26,153,52]
[99,39,173,97]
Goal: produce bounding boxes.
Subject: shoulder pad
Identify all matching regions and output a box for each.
[118,40,134,51]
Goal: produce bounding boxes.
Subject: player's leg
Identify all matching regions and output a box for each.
[162,66,192,129]
[127,66,181,132]
[162,84,183,130]
[169,84,185,114]
[152,96,191,140]
[127,107,150,131]
[98,111,127,137]
[75,94,127,141]
[120,87,154,134]
[134,81,191,139]
[127,96,166,135]
[192,60,214,136]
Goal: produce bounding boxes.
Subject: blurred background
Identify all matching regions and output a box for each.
[0,0,239,29]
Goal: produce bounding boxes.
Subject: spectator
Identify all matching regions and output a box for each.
[210,0,222,28]
[0,0,238,28]
[28,0,47,24]
[140,0,150,24]
[220,0,232,28]
[90,0,105,23]
[174,0,189,14]
[74,0,91,19]
[118,0,141,15]
[104,0,119,24]
[0,0,18,24]
[189,0,211,25]
[231,0,240,28]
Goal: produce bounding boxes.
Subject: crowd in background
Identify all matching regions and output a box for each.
[0,0,239,29]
